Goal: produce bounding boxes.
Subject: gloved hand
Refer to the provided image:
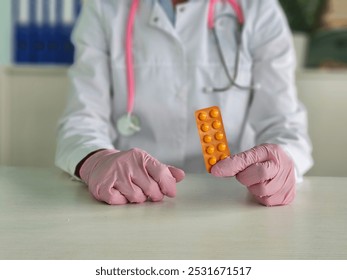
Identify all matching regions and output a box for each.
[79,148,185,205]
[211,144,295,206]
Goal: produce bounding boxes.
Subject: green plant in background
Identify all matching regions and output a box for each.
[279,0,327,33]
[280,0,347,68]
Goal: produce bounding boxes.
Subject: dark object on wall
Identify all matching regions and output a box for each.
[279,0,327,33]
[306,29,347,68]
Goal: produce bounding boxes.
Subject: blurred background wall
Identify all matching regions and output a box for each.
[0,0,11,65]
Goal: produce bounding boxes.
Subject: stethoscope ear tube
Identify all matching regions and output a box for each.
[204,14,260,93]
[208,19,242,93]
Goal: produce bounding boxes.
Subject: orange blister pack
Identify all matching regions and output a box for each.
[195,106,231,172]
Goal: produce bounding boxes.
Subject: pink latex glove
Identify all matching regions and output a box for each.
[79,148,185,205]
[211,144,295,206]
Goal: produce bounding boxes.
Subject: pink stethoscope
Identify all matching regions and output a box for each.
[117,0,248,136]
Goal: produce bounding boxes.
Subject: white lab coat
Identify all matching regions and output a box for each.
[56,0,313,178]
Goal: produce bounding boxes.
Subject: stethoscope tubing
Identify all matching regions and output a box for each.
[208,0,244,28]
[126,0,140,115]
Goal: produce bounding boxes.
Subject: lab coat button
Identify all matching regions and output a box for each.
[153,17,159,23]
[179,7,185,13]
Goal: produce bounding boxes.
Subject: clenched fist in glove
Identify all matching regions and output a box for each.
[211,144,296,206]
[78,148,185,205]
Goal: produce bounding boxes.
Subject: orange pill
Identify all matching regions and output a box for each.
[201,123,209,132]
[212,120,221,129]
[209,108,219,118]
[203,135,212,143]
[209,157,217,165]
[220,154,228,160]
[218,143,226,151]
[198,112,207,121]
[215,131,224,140]
[206,146,215,154]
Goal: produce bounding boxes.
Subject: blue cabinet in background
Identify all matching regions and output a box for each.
[13,0,82,65]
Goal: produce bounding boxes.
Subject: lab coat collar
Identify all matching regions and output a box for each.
[158,0,175,25]
[149,0,179,41]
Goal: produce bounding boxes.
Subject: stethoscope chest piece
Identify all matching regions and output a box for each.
[117,114,141,136]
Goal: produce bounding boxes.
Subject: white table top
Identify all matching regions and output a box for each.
[0,167,346,260]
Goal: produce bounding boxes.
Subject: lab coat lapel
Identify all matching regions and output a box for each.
[148,1,181,43]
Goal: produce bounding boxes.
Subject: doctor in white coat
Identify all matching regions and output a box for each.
[56,0,313,206]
